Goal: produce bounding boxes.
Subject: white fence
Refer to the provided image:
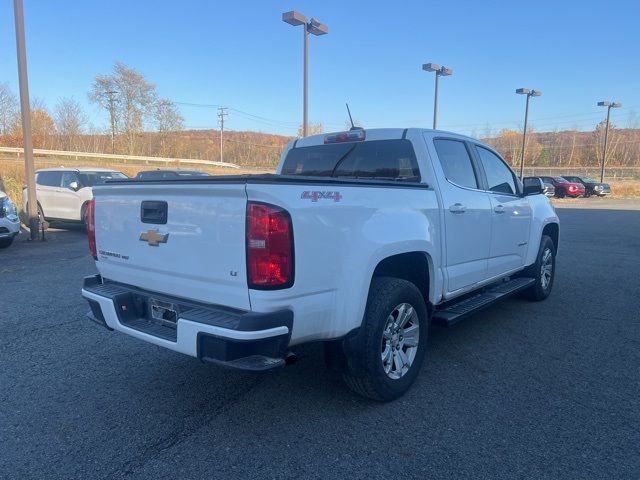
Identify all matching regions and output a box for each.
[0,147,240,169]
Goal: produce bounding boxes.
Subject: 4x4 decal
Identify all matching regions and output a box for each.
[301,191,343,202]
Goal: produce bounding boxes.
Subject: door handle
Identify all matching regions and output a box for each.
[449,203,466,214]
[494,205,505,214]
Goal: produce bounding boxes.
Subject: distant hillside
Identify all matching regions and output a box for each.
[0,129,293,168]
[485,127,640,169]
[2,125,639,171]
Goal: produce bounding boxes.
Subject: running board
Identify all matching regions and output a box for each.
[433,277,535,326]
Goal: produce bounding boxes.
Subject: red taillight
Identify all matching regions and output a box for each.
[86,199,97,259]
[568,185,577,192]
[246,202,293,289]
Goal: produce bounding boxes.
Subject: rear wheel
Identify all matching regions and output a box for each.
[342,277,429,401]
[556,189,565,198]
[0,237,14,249]
[521,235,555,301]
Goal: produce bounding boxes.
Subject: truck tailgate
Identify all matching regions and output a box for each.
[93,183,250,310]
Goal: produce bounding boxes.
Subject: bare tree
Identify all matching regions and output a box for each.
[89,75,119,152]
[113,62,156,154]
[0,83,19,135]
[54,97,88,150]
[154,99,184,156]
[90,62,157,154]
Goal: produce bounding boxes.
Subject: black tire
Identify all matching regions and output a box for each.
[0,237,14,249]
[342,277,429,401]
[520,235,556,301]
[556,189,565,198]
[584,190,591,198]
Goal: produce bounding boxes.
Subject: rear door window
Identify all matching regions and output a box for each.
[281,139,420,181]
[433,139,478,189]
[475,146,518,195]
[36,171,62,187]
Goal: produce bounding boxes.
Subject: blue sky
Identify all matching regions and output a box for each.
[0,0,638,137]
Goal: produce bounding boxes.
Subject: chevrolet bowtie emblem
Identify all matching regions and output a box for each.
[139,230,169,246]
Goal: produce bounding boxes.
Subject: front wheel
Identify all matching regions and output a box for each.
[342,277,429,401]
[0,237,14,249]
[521,235,556,301]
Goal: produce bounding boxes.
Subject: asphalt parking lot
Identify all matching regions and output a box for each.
[1,198,639,479]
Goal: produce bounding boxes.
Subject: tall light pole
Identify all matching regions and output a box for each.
[597,101,622,183]
[13,0,39,239]
[422,63,453,129]
[282,11,328,137]
[515,88,542,180]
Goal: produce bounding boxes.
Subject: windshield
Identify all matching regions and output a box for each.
[582,177,597,183]
[281,139,420,181]
[79,171,127,186]
[554,176,568,182]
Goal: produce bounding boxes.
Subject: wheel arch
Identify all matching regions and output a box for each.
[370,251,434,309]
[542,222,559,251]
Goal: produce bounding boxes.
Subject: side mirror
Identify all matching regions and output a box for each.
[522,177,544,196]
[69,181,80,191]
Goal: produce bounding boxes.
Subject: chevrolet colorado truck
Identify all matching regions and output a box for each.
[81,128,559,401]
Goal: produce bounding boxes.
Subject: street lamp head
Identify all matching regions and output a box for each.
[282,11,307,26]
[531,90,542,97]
[308,18,328,35]
[597,101,611,107]
[611,102,622,108]
[439,66,453,76]
[422,62,440,72]
[516,88,531,95]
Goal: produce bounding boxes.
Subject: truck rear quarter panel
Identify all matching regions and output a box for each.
[246,182,440,345]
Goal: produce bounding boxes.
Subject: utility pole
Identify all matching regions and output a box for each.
[217,107,228,163]
[13,0,39,240]
[597,101,622,183]
[105,90,118,154]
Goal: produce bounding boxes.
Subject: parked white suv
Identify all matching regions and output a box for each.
[82,128,559,400]
[0,191,20,248]
[23,168,126,223]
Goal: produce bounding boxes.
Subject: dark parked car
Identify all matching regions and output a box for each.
[134,169,210,180]
[539,176,585,198]
[525,177,555,197]
[562,176,611,197]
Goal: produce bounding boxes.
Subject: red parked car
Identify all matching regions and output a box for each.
[540,176,585,198]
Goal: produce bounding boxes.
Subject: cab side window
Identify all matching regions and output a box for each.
[475,146,517,195]
[433,139,478,189]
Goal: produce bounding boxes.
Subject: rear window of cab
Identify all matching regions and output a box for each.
[281,139,421,182]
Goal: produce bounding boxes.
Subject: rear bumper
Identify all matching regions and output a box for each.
[81,275,293,371]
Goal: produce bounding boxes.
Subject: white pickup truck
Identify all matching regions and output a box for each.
[82,128,559,400]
